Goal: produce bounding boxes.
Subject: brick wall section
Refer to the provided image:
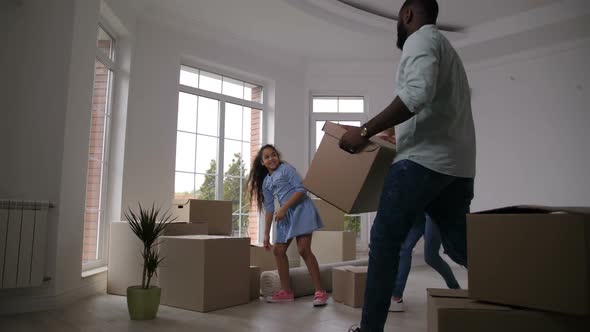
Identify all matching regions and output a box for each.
[247,87,263,244]
[82,60,109,262]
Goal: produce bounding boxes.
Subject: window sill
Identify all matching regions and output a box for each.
[82,266,108,278]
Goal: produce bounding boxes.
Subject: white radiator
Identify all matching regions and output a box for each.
[0,200,52,289]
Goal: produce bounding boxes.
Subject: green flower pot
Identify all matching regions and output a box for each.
[126,286,161,320]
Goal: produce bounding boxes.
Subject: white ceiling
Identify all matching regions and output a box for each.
[339,0,558,30]
[137,0,590,63]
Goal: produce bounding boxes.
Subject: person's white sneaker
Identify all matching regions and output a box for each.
[389,298,405,312]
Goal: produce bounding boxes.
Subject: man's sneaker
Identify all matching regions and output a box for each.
[389,298,405,312]
[313,290,328,307]
[348,325,361,332]
[266,290,294,303]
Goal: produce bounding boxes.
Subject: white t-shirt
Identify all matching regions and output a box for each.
[394,24,476,178]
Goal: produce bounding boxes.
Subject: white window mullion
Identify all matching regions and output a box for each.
[179,85,263,110]
[216,101,226,201]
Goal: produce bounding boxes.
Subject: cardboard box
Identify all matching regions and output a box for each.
[107,221,149,295]
[172,199,232,235]
[467,206,590,316]
[312,198,345,231]
[250,266,261,301]
[427,289,589,332]
[332,265,368,308]
[250,245,277,272]
[158,235,250,312]
[163,221,208,236]
[302,231,356,265]
[303,122,396,214]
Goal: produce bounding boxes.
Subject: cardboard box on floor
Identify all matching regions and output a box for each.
[171,199,232,235]
[250,245,277,272]
[332,266,368,308]
[303,122,396,214]
[312,198,345,231]
[163,221,208,236]
[301,231,356,265]
[250,266,261,301]
[158,235,250,312]
[427,289,590,332]
[467,206,590,316]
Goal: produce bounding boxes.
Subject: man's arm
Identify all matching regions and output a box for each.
[339,97,413,153]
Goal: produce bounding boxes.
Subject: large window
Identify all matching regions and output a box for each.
[175,65,264,241]
[310,96,369,250]
[82,25,116,268]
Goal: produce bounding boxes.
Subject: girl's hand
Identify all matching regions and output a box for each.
[263,234,271,250]
[274,207,287,221]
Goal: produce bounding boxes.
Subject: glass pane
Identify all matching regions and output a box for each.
[231,214,240,237]
[239,214,250,238]
[197,96,219,136]
[196,135,218,174]
[177,92,198,133]
[199,70,222,93]
[97,26,113,60]
[195,173,216,200]
[224,180,247,216]
[338,97,364,113]
[242,107,251,142]
[313,97,337,113]
[344,214,361,237]
[222,76,244,99]
[224,103,242,140]
[242,141,253,175]
[83,59,112,265]
[244,82,263,103]
[180,65,199,88]
[224,139,244,175]
[175,132,196,172]
[175,172,195,199]
[315,121,326,150]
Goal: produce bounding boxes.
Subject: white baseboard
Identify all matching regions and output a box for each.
[0,271,107,315]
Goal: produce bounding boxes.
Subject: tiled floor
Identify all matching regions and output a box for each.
[0,265,467,332]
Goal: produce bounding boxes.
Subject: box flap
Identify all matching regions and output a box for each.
[472,205,590,216]
[344,266,368,273]
[428,288,469,299]
[322,122,396,151]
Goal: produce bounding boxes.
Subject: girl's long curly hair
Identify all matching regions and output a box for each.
[248,144,281,212]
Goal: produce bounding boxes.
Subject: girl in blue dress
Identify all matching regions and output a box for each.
[248,144,328,306]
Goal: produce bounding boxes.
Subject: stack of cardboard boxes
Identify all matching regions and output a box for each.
[428,206,590,331]
[107,199,263,311]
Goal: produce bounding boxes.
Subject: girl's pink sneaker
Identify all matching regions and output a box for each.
[266,289,295,303]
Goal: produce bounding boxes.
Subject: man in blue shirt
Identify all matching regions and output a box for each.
[342,1,475,331]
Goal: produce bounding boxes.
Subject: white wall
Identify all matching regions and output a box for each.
[0,3,24,198]
[0,0,80,304]
[120,19,307,210]
[468,38,590,210]
[0,0,135,314]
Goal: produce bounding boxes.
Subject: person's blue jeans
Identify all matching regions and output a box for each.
[361,160,473,332]
[391,214,460,299]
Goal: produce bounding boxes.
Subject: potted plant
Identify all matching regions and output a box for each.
[124,203,175,320]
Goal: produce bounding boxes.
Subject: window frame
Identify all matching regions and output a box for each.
[176,64,266,239]
[82,22,118,271]
[309,94,370,251]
